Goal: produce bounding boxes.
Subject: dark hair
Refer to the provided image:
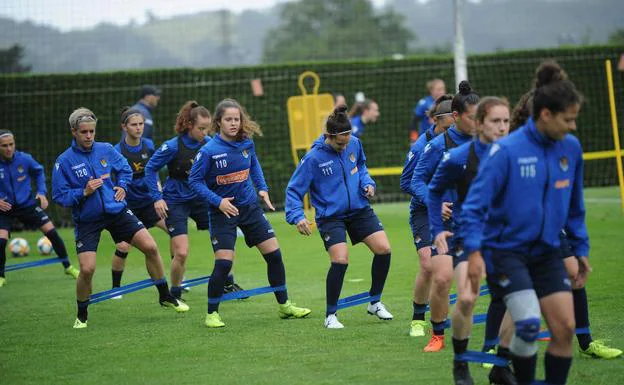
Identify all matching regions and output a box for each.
[476,97,510,123]
[531,60,582,120]
[451,81,480,114]
[120,107,144,125]
[212,98,262,140]
[348,99,375,118]
[175,100,211,134]
[428,94,454,118]
[510,91,532,131]
[326,105,352,135]
[0,129,14,139]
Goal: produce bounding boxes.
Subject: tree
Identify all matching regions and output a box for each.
[262,0,415,63]
[0,44,31,73]
[608,28,624,45]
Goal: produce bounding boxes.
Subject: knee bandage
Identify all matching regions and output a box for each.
[505,289,541,357]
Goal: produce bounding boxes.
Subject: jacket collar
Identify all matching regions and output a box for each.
[526,117,556,147]
[71,139,93,153]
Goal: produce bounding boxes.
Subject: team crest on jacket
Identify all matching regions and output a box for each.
[559,156,569,172]
[17,165,24,173]
[100,159,108,167]
[349,153,355,162]
[242,150,249,158]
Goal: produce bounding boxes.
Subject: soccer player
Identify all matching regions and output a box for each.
[0,130,79,287]
[189,98,311,328]
[409,78,447,142]
[410,81,479,352]
[286,105,392,329]
[510,68,622,361]
[52,108,187,329]
[348,99,379,138]
[131,85,160,140]
[108,108,168,296]
[427,97,514,384]
[399,94,454,337]
[462,61,589,385]
[144,101,233,303]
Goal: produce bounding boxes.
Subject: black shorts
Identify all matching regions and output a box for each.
[485,248,571,301]
[0,205,50,232]
[129,203,161,229]
[165,200,210,238]
[74,209,145,254]
[317,206,384,251]
[409,208,432,250]
[208,203,275,251]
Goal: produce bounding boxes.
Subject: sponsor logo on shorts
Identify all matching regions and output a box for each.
[42,216,49,221]
[168,227,175,233]
[35,207,43,212]
[76,241,84,249]
[498,274,510,288]
[455,248,464,257]
[268,228,274,233]
[211,236,219,245]
[414,236,421,244]
[216,169,249,185]
[126,209,134,216]
[324,234,331,242]
[563,278,571,287]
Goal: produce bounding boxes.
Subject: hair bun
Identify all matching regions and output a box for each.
[335,104,348,115]
[458,80,472,95]
[535,60,567,88]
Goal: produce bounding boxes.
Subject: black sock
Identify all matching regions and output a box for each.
[77,299,89,322]
[497,346,511,360]
[45,229,70,268]
[573,287,592,350]
[0,238,6,277]
[511,354,537,385]
[112,270,123,288]
[207,259,232,313]
[225,274,234,286]
[483,296,505,351]
[431,320,445,336]
[452,337,469,356]
[326,262,348,316]
[369,253,390,303]
[263,249,288,304]
[412,302,427,321]
[155,280,172,302]
[171,286,182,299]
[545,352,572,385]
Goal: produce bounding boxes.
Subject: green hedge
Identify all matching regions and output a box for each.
[1,45,623,225]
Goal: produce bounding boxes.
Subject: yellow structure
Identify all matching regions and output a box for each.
[287,71,335,221]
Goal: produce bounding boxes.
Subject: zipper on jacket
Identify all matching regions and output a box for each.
[6,163,18,205]
[338,155,351,212]
[88,151,107,215]
[538,148,549,243]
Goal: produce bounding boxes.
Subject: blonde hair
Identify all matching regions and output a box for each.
[69,107,97,130]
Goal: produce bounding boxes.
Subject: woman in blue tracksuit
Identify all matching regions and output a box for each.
[52,108,186,329]
[410,81,479,352]
[108,107,167,294]
[461,62,589,385]
[189,98,311,328]
[511,73,621,361]
[285,105,392,329]
[348,99,379,138]
[427,97,514,385]
[400,94,454,338]
[0,130,79,287]
[144,100,217,304]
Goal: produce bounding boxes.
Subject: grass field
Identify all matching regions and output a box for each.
[1,187,623,384]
